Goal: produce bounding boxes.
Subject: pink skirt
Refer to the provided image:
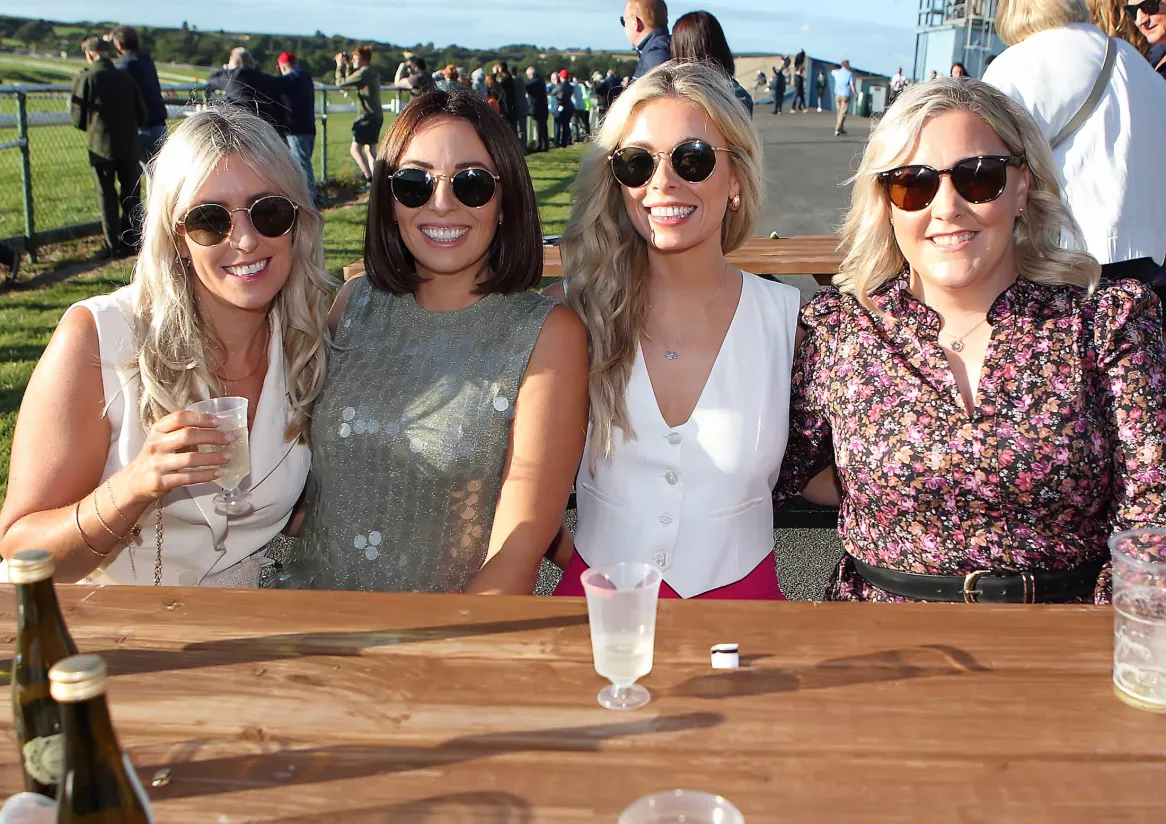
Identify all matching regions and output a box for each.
[553,550,786,600]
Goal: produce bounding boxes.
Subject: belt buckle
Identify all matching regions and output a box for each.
[963,567,1036,604]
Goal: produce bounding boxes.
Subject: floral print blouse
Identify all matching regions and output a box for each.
[777,276,1166,603]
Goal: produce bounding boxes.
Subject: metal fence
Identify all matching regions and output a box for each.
[0,82,412,261]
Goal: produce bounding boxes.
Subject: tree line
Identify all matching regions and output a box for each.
[0,15,637,83]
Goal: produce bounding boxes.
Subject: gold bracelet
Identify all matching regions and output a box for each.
[104,480,139,534]
[74,500,112,558]
[92,493,121,539]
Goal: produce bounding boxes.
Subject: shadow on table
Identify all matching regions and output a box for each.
[269,791,532,823]
[142,712,724,801]
[670,645,989,700]
[0,613,591,685]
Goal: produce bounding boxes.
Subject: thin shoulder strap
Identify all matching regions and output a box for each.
[1050,36,1116,150]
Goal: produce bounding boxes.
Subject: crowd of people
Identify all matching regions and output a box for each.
[0,0,1164,607]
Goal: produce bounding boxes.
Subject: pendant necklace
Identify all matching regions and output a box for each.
[945,315,989,353]
[646,262,731,360]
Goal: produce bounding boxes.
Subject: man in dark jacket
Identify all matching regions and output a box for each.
[71,37,146,258]
[623,0,671,81]
[553,70,575,148]
[494,61,519,135]
[525,66,549,152]
[276,51,318,201]
[108,25,167,164]
[207,48,287,136]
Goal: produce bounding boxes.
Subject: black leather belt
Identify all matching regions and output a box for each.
[851,556,1105,603]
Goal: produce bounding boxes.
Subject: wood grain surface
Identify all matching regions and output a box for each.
[1,587,1163,822]
[341,235,845,284]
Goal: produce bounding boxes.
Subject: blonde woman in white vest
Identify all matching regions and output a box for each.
[548,61,807,600]
[0,107,331,586]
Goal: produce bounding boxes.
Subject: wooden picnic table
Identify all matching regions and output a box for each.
[2,587,1161,822]
[341,235,845,286]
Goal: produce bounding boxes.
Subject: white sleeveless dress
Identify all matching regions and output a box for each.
[573,273,800,597]
[12,285,310,587]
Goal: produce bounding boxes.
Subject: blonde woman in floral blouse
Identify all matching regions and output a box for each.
[777,79,1166,604]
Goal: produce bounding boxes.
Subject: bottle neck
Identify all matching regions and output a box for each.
[60,694,129,802]
[16,579,77,661]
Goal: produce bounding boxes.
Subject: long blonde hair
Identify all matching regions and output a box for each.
[997,0,1091,45]
[835,78,1099,310]
[560,61,763,462]
[133,106,332,442]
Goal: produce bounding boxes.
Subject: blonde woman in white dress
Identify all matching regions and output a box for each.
[549,62,808,600]
[0,107,330,586]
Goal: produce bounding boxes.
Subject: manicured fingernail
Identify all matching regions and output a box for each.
[211,469,223,477]
[224,432,236,442]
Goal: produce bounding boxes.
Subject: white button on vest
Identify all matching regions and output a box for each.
[667,432,682,446]
[178,571,199,587]
[664,470,679,485]
[657,512,673,525]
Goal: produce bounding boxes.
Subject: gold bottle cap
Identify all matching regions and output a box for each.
[49,655,108,703]
[8,549,56,584]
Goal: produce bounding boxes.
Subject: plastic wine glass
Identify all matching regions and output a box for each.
[187,397,252,516]
[619,790,744,824]
[581,562,663,711]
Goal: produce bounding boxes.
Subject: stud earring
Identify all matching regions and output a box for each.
[729,195,741,211]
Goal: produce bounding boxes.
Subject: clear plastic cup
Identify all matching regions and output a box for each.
[187,396,251,515]
[1110,528,1166,712]
[582,562,662,711]
[619,790,744,824]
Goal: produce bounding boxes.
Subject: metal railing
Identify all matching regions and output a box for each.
[0,82,413,261]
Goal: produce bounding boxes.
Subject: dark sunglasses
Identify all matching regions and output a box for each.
[177,195,298,247]
[609,140,733,189]
[1125,0,1162,19]
[877,155,1026,212]
[389,167,501,209]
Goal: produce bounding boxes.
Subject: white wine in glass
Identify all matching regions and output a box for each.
[582,563,662,711]
[187,397,252,516]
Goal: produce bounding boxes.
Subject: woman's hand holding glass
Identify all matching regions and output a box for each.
[118,410,233,505]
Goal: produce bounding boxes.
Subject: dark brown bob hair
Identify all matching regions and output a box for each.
[364,85,542,295]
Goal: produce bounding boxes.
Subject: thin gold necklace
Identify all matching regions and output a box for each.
[644,262,731,360]
[943,315,990,352]
[212,321,269,387]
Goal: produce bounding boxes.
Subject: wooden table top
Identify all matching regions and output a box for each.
[2,587,1162,822]
[341,235,845,285]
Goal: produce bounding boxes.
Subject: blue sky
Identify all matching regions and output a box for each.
[7,1,920,74]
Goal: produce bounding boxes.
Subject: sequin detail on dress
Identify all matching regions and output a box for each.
[279,278,554,593]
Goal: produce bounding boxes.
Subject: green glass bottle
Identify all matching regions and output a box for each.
[49,655,154,823]
[10,548,78,798]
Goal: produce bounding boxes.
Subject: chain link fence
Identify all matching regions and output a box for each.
[0,82,409,261]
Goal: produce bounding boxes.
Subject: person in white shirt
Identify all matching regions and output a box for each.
[545,62,807,600]
[984,0,1166,309]
[0,107,330,586]
[831,60,856,135]
[890,66,908,104]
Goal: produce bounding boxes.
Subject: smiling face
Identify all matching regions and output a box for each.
[392,115,501,283]
[616,97,740,256]
[178,154,293,316]
[1138,3,1166,45]
[889,109,1028,297]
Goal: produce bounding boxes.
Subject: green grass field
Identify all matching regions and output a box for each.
[0,142,588,504]
[0,96,389,237]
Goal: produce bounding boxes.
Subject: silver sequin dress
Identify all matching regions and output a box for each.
[278,277,554,592]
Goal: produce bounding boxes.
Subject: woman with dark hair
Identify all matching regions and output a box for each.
[950,62,970,77]
[670,10,754,115]
[280,86,588,595]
